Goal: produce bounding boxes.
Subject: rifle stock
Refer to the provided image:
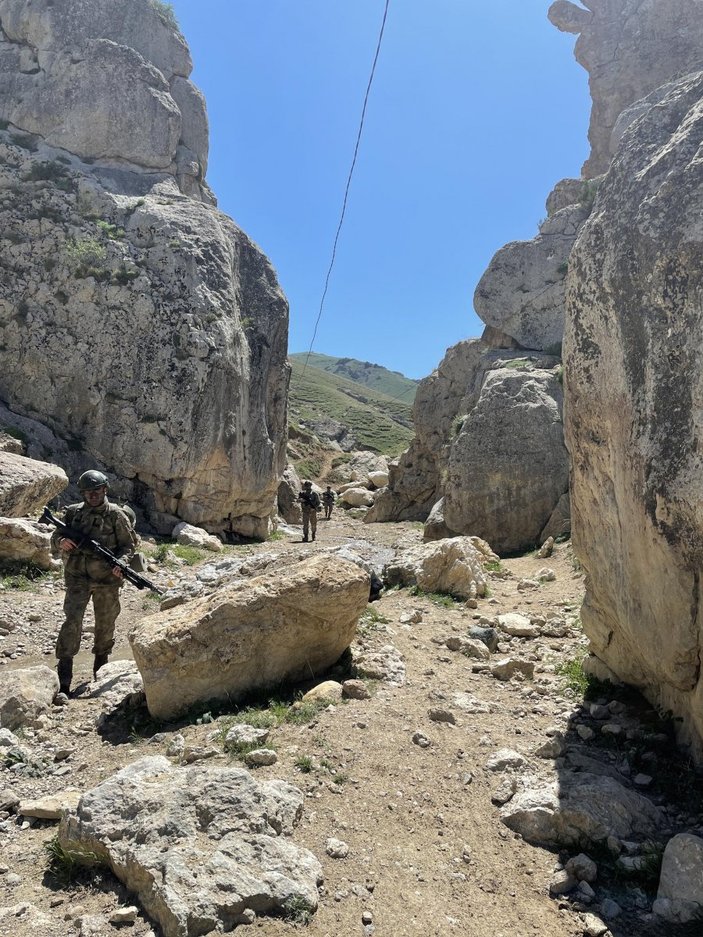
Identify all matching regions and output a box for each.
[40,506,164,595]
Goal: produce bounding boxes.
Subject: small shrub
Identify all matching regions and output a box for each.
[3,425,27,443]
[45,835,100,885]
[580,179,601,210]
[555,656,589,697]
[295,755,314,773]
[483,560,502,573]
[96,219,125,240]
[65,237,107,277]
[283,896,314,925]
[556,263,569,277]
[556,364,564,385]
[23,161,72,190]
[113,266,139,285]
[152,542,205,566]
[149,0,180,30]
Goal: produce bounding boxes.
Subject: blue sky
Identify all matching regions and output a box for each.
[169,1,590,379]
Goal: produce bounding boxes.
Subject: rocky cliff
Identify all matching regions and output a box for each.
[373,0,703,559]
[564,69,703,760]
[0,0,289,537]
[549,0,703,178]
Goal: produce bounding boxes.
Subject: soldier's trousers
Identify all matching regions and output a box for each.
[302,507,318,540]
[55,574,122,659]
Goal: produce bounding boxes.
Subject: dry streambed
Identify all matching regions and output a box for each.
[0,517,701,937]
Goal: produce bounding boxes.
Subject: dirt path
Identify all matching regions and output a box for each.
[0,514,698,937]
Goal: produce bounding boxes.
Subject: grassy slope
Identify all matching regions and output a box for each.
[289,352,417,403]
[288,358,414,456]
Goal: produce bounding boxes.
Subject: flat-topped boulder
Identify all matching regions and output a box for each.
[131,554,370,719]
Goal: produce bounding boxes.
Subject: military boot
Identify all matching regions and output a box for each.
[93,653,109,680]
[57,657,73,696]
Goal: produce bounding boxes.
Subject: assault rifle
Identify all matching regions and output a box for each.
[39,506,164,595]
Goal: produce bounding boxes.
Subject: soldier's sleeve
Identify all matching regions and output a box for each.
[49,506,74,556]
[112,509,138,561]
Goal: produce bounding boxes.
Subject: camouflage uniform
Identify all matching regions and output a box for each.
[298,488,320,541]
[51,500,137,659]
[322,488,335,519]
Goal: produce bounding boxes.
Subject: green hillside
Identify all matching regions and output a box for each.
[288,357,414,456]
[289,352,417,403]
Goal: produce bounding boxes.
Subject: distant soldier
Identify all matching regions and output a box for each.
[298,480,321,542]
[51,470,137,699]
[322,485,336,519]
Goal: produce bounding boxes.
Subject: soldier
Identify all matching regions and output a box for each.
[51,470,137,699]
[322,485,336,519]
[298,480,321,542]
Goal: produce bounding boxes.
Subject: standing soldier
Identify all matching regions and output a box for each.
[298,480,321,542]
[51,470,137,699]
[322,485,336,520]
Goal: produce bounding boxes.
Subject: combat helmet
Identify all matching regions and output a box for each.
[78,470,109,491]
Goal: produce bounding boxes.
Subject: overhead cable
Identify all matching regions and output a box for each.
[302,0,391,375]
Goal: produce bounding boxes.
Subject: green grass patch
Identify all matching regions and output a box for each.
[96,219,125,239]
[409,585,462,608]
[554,655,589,697]
[152,542,206,566]
[0,561,54,591]
[295,457,323,480]
[483,560,502,573]
[502,358,531,370]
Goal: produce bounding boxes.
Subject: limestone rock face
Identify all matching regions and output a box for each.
[564,70,703,760]
[0,0,203,178]
[549,0,703,177]
[0,0,289,539]
[655,834,703,924]
[59,757,323,936]
[131,555,370,719]
[0,452,67,517]
[444,367,569,554]
[277,464,302,524]
[474,204,589,351]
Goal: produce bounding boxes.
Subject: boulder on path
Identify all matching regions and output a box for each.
[501,771,663,848]
[0,517,58,570]
[131,555,370,720]
[59,756,323,937]
[383,536,497,600]
[0,665,59,731]
[654,834,703,924]
[340,487,375,508]
[172,522,222,553]
[0,452,67,518]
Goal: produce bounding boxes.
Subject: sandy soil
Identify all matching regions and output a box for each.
[0,512,700,937]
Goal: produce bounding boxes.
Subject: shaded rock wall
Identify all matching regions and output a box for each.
[564,70,703,760]
[0,0,289,537]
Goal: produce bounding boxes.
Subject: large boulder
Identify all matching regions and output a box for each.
[59,757,323,936]
[0,665,59,730]
[0,0,201,175]
[0,517,57,569]
[564,70,703,761]
[654,834,703,925]
[444,365,569,554]
[501,772,663,848]
[0,0,289,539]
[383,536,497,600]
[474,204,589,351]
[130,555,370,719]
[0,452,67,517]
[549,0,703,177]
